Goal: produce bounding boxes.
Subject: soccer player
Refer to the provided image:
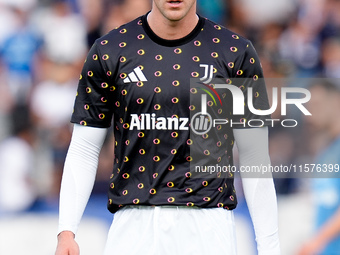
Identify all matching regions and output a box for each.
[55,1,280,254]
[298,80,340,255]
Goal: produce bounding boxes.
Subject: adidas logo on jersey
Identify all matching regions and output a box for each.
[123,67,148,83]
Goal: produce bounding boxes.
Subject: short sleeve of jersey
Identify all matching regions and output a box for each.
[231,41,271,128]
[71,41,115,128]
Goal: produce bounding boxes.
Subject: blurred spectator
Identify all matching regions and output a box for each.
[320,37,340,78]
[277,0,340,78]
[0,104,37,214]
[237,0,295,28]
[78,0,105,47]
[278,19,321,78]
[298,80,340,255]
[102,0,151,34]
[0,0,41,105]
[269,129,297,194]
[320,0,340,40]
[297,0,325,34]
[29,62,78,197]
[30,64,77,130]
[25,0,89,198]
[34,0,87,64]
[0,3,19,46]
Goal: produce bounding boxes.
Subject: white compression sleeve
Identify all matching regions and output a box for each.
[58,124,108,235]
[233,127,280,255]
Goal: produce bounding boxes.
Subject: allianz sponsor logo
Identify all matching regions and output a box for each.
[129,113,189,131]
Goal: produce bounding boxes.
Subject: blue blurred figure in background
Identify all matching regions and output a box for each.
[0,1,41,105]
[299,80,340,255]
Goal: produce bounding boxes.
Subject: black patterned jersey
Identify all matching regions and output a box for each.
[71,14,270,213]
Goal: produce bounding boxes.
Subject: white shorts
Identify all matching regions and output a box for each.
[103,206,237,255]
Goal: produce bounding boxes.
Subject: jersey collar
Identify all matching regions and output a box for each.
[142,12,205,47]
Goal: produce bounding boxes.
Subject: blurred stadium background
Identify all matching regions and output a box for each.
[0,0,339,254]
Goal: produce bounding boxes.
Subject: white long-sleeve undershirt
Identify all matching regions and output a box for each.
[58,125,280,254]
[58,124,107,234]
[234,127,280,255]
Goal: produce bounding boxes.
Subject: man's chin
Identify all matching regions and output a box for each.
[163,10,187,22]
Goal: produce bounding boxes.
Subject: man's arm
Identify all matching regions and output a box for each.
[298,207,340,255]
[55,124,108,255]
[233,127,280,255]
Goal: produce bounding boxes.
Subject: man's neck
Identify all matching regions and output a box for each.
[147,10,199,40]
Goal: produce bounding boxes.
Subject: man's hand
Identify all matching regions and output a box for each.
[298,242,321,255]
[55,231,79,255]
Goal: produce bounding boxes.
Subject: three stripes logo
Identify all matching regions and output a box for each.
[123,67,148,83]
